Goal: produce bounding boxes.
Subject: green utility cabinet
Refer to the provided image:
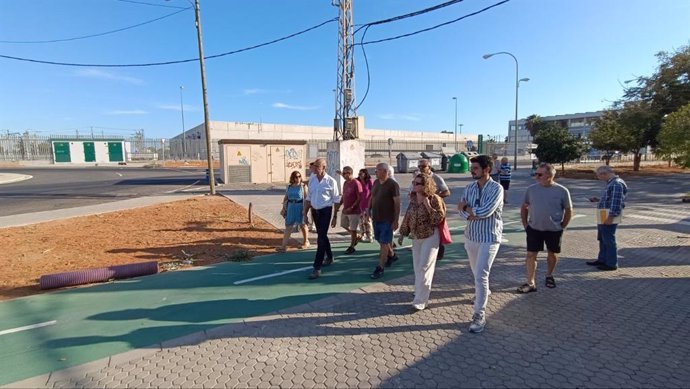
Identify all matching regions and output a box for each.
[107,142,124,162]
[51,139,126,164]
[83,142,96,162]
[53,142,71,163]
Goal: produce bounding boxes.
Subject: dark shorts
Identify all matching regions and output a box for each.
[374,221,393,244]
[526,225,563,253]
[500,179,510,190]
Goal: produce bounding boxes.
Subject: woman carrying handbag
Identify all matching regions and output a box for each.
[278,171,310,252]
[398,173,447,311]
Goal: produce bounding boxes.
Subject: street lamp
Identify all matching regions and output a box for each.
[482,51,529,169]
[452,97,458,151]
[179,86,186,159]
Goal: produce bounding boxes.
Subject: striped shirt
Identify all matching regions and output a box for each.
[498,163,512,181]
[461,178,504,243]
[598,176,627,217]
[499,163,512,181]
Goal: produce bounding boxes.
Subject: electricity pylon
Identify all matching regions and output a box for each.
[333,0,357,140]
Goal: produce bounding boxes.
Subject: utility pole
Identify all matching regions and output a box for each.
[194,0,216,194]
[179,86,186,160]
[333,0,357,140]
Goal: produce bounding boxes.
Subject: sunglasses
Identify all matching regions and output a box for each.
[535,173,544,177]
[414,182,424,186]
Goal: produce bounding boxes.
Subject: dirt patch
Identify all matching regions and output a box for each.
[0,196,283,300]
[557,163,688,180]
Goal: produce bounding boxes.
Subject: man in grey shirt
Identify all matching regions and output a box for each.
[517,163,573,293]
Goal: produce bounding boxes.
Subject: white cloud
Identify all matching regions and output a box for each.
[272,102,319,111]
[244,88,267,95]
[157,104,197,112]
[104,110,148,115]
[74,69,144,85]
[244,88,292,95]
[377,113,422,121]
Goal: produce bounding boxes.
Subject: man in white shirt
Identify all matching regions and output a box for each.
[304,158,341,279]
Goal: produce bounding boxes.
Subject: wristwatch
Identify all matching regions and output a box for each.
[462,205,468,212]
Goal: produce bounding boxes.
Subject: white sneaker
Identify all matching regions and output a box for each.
[412,303,426,311]
[469,313,486,333]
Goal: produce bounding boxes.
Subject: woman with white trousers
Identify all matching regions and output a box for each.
[398,173,447,311]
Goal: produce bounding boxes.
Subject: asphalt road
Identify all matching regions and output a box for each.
[0,167,209,217]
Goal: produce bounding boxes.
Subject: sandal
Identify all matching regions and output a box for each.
[545,276,556,289]
[301,242,311,249]
[517,283,537,294]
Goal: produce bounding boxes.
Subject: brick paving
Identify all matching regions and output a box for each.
[7,173,690,388]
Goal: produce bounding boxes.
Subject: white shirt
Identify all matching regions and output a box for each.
[307,173,341,210]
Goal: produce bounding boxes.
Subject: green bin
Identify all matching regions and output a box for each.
[447,153,469,173]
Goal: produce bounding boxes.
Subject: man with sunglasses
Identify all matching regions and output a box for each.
[517,163,572,293]
[413,159,450,260]
[458,155,504,333]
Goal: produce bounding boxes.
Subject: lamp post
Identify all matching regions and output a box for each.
[179,85,186,159]
[452,97,458,151]
[482,51,529,169]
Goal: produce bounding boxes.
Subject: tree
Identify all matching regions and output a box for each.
[657,102,690,168]
[616,100,656,170]
[618,45,690,159]
[524,114,547,137]
[534,126,585,173]
[590,110,624,164]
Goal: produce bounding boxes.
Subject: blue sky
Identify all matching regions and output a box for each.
[1,0,688,140]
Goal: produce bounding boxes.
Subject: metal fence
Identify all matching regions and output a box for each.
[0,133,661,165]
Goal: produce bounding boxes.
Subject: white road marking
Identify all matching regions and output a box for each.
[627,214,690,226]
[233,266,313,285]
[0,320,57,336]
[165,180,201,194]
[115,173,123,177]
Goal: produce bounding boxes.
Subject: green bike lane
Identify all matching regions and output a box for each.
[0,207,593,385]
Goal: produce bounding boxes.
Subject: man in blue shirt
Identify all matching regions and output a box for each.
[458,155,503,333]
[588,165,627,271]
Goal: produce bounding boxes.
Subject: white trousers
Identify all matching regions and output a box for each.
[412,228,440,306]
[464,239,500,316]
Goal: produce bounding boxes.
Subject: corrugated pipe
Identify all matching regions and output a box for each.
[39,261,158,290]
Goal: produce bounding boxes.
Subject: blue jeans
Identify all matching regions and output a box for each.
[312,206,333,270]
[597,224,618,267]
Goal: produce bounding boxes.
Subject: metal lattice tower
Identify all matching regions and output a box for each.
[333,0,357,140]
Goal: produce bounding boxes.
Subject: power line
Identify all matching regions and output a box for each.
[358,0,511,46]
[353,0,510,110]
[355,0,465,33]
[113,0,189,9]
[0,7,191,44]
[0,18,337,67]
[0,0,508,67]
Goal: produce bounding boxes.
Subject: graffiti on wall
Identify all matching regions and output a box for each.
[285,147,303,170]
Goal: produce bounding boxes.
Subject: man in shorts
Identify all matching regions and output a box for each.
[369,162,400,279]
[517,163,573,293]
[337,166,363,254]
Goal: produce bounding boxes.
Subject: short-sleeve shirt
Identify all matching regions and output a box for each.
[342,179,363,215]
[371,178,400,223]
[523,183,573,231]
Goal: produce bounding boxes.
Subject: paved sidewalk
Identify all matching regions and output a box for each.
[10,223,690,388]
[4,172,690,388]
